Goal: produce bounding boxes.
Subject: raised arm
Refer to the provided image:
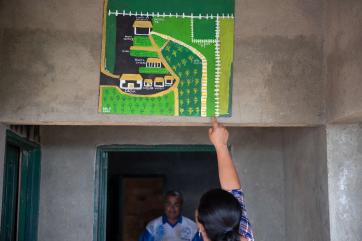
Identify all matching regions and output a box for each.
[209,119,253,241]
[208,118,241,190]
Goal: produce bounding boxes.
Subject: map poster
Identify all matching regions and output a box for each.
[99,0,235,117]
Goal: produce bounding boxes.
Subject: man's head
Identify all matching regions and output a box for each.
[164,190,183,222]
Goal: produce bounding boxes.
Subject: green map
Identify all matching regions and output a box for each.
[99,0,235,117]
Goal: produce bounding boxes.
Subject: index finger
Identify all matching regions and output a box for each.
[211,117,219,128]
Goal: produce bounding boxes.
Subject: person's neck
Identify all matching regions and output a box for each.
[167,218,178,225]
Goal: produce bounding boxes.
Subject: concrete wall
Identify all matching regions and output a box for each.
[283,128,330,241]
[39,126,285,241]
[0,0,325,126]
[0,124,7,228]
[229,128,285,241]
[327,124,362,241]
[326,0,362,123]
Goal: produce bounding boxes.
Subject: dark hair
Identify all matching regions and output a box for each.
[197,189,241,241]
[165,190,183,203]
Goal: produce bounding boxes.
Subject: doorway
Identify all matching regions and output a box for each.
[94,145,218,241]
[0,130,41,241]
[110,176,165,241]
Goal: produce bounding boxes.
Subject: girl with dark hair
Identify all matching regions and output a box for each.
[193,119,254,241]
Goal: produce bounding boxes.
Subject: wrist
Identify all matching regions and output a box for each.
[214,143,228,151]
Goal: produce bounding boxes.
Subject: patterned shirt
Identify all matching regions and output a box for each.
[229,189,254,241]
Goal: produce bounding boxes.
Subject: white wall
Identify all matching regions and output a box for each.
[327,124,362,241]
[326,0,362,123]
[283,127,330,241]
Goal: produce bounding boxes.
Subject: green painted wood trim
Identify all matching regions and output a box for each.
[93,144,215,241]
[93,149,108,241]
[5,130,39,150]
[97,144,216,153]
[18,151,30,241]
[0,144,20,241]
[25,149,41,241]
[0,130,41,241]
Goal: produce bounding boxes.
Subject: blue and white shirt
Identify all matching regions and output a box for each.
[138,215,198,241]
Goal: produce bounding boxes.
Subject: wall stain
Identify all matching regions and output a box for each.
[235,35,324,121]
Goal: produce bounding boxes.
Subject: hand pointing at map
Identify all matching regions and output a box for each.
[209,118,229,149]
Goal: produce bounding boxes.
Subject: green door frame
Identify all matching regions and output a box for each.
[93,144,215,241]
[0,130,41,241]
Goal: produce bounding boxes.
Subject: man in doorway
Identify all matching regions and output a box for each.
[138,190,198,241]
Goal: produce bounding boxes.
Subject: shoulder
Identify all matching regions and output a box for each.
[146,216,164,233]
[181,216,197,229]
[229,189,244,198]
[228,189,245,207]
